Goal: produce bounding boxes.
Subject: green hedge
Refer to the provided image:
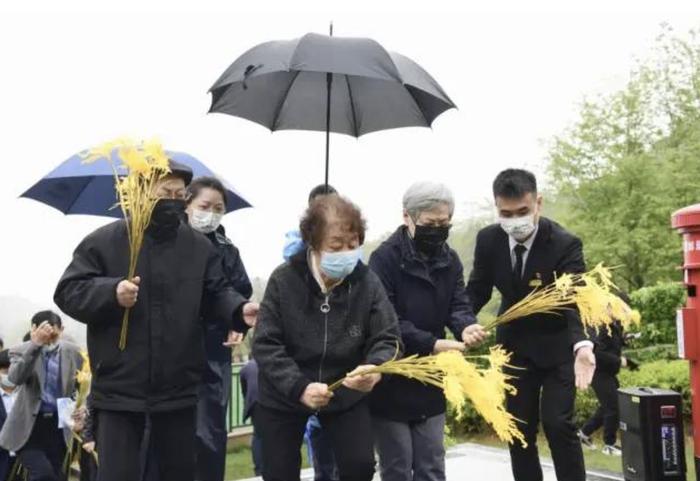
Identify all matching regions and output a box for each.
[449,359,690,436]
[575,359,691,424]
[629,282,686,346]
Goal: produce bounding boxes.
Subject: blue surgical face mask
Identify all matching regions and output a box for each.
[320,248,363,280]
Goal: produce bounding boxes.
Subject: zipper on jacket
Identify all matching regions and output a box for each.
[318,294,330,383]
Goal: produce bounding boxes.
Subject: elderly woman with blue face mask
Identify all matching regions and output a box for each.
[253,194,401,481]
[185,176,253,481]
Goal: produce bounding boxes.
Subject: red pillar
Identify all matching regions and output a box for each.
[672,204,700,479]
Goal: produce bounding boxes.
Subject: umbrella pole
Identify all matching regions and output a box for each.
[325,22,334,193]
[325,73,332,192]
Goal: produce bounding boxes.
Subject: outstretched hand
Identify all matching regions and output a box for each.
[574,346,596,390]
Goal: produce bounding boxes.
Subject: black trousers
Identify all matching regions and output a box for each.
[506,360,586,481]
[17,413,67,481]
[256,401,375,481]
[195,360,231,481]
[581,372,620,446]
[95,407,196,481]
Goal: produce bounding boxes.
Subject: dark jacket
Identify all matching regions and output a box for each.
[82,395,96,444]
[467,217,586,368]
[239,359,258,421]
[368,226,477,421]
[0,395,9,481]
[253,250,401,414]
[54,220,249,413]
[591,321,624,375]
[204,226,253,363]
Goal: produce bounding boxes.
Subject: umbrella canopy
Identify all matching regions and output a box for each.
[21,150,251,218]
[210,33,456,137]
[209,32,456,185]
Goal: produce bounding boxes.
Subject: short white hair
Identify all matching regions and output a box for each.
[402,181,455,219]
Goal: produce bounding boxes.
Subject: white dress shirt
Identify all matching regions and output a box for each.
[507,227,593,354]
[1,389,15,417]
[509,226,539,277]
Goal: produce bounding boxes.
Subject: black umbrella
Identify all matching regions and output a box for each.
[209,27,456,187]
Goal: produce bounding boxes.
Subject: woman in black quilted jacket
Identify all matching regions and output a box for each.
[253,194,401,481]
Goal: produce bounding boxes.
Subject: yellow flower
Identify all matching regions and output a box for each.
[554,273,574,293]
[81,137,173,350]
[141,138,170,172]
[119,145,151,175]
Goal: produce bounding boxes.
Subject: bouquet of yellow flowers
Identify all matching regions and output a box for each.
[329,346,527,447]
[83,138,171,350]
[485,263,641,333]
[64,351,98,474]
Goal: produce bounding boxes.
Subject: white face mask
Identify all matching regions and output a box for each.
[499,214,536,242]
[190,209,224,234]
[0,374,14,390]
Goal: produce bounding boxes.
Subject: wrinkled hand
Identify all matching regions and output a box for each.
[342,365,381,393]
[574,346,596,390]
[116,277,140,308]
[71,406,87,433]
[30,321,55,346]
[433,339,466,354]
[223,331,244,347]
[300,383,333,410]
[462,324,488,348]
[83,442,96,454]
[243,302,259,328]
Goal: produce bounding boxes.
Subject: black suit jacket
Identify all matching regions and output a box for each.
[0,399,9,481]
[467,217,586,368]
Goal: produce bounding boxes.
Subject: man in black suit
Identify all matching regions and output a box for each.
[467,169,596,481]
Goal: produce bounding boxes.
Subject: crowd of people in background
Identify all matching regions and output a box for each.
[0,166,634,481]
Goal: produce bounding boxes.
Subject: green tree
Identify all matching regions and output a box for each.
[547,25,700,290]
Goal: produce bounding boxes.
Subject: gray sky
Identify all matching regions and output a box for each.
[1,0,699,343]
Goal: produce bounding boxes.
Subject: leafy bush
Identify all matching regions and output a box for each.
[574,359,690,425]
[629,282,686,347]
[624,344,678,363]
[449,359,691,436]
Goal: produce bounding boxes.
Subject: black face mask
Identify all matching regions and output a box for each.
[148,198,185,241]
[413,224,450,256]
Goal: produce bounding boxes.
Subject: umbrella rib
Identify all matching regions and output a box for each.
[271,70,302,131]
[67,175,113,216]
[405,86,433,128]
[345,75,359,138]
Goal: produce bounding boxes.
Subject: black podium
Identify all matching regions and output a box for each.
[619,387,686,481]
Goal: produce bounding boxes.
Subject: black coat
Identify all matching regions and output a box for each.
[239,359,258,421]
[467,217,587,368]
[252,250,401,414]
[54,220,248,413]
[591,322,624,375]
[203,226,253,363]
[0,397,8,481]
[368,226,477,421]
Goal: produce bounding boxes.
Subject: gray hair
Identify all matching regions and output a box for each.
[402,181,455,219]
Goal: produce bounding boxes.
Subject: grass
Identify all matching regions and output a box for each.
[462,430,696,478]
[225,442,310,480]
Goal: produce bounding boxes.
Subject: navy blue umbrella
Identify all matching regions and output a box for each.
[21,150,251,218]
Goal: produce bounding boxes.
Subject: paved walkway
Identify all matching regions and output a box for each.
[236,442,622,481]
